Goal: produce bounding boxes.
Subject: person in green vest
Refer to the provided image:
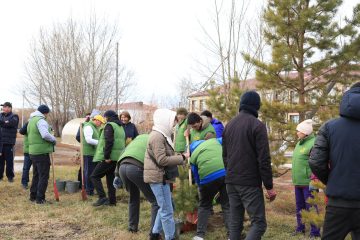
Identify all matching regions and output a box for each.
[113,134,159,235]
[91,110,126,207]
[190,138,230,240]
[186,112,216,144]
[292,119,321,238]
[27,105,56,204]
[82,114,105,196]
[174,107,188,153]
[19,122,31,189]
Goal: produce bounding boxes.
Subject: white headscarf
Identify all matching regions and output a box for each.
[152,108,176,148]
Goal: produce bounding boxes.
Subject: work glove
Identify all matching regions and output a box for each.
[113,176,123,189]
[52,140,57,146]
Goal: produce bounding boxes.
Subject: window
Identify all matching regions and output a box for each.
[289,91,295,104]
[289,114,299,124]
[199,99,206,111]
[191,100,196,111]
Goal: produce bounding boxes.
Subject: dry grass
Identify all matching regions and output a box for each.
[0,166,351,240]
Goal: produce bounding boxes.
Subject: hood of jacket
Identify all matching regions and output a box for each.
[200,115,211,131]
[152,109,176,139]
[29,110,45,119]
[340,87,360,120]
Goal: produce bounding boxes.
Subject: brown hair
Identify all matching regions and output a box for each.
[120,111,131,120]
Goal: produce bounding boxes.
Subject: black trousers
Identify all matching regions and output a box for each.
[322,206,360,240]
[91,161,117,204]
[120,162,159,232]
[0,144,15,180]
[29,154,50,201]
[197,176,230,238]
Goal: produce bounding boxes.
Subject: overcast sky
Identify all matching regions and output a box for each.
[0,0,357,109]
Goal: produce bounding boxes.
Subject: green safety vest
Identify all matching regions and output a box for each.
[27,116,54,155]
[82,121,100,156]
[292,134,315,186]
[93,122,125,162]
[174,119,188,153]
[190,123,216,143]
[23,134,29,154]
[118,134,149,164]
[190,138,224,180]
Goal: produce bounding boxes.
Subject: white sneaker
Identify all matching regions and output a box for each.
[192,236,204,240]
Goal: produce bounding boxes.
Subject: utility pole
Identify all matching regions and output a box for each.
[115,42,119,114]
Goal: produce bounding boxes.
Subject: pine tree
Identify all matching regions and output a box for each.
[206,77,244,122]
[244,0,360,168]
[173,166,198,221]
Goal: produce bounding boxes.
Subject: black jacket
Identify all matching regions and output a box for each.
[222,110,273,190]
[123,122,139,140]
[19,122,28,136]
[309,87,360,206]
[104,117,124,159]
[0,127,2,153]
[0,112,19,145]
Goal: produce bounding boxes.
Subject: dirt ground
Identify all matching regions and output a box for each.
[15,135,79,166]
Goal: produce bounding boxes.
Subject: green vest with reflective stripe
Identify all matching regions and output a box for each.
[82,121,99,156]
[93,122,125,162]
[118,134,149,164]
[27,116,53,155]
[174,119,187,153]
[190,124,215,144]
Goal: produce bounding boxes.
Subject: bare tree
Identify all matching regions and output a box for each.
[177,76,202,108]
[24,15,135,136]
[198,0,266,121]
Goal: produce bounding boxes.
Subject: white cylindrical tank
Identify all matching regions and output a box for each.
[61,118,86,146]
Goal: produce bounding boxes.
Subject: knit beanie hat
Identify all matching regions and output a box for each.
[176,107,188,116]
[104,110,118,119]
[37,105,50,114]
[296,119,313,135]
[239,91,261,117]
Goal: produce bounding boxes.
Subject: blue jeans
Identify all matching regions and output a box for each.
[150,183,175,240]
[21,153,32,186]
[84,156,97,194]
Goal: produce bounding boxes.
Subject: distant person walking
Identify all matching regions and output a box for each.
[309,82,360,239]
[0,102,19,182]
[222,91,276,240]
[28,105,56,204]
[291,119,321,238]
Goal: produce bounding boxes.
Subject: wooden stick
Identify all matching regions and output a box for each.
[185,135,192,186]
